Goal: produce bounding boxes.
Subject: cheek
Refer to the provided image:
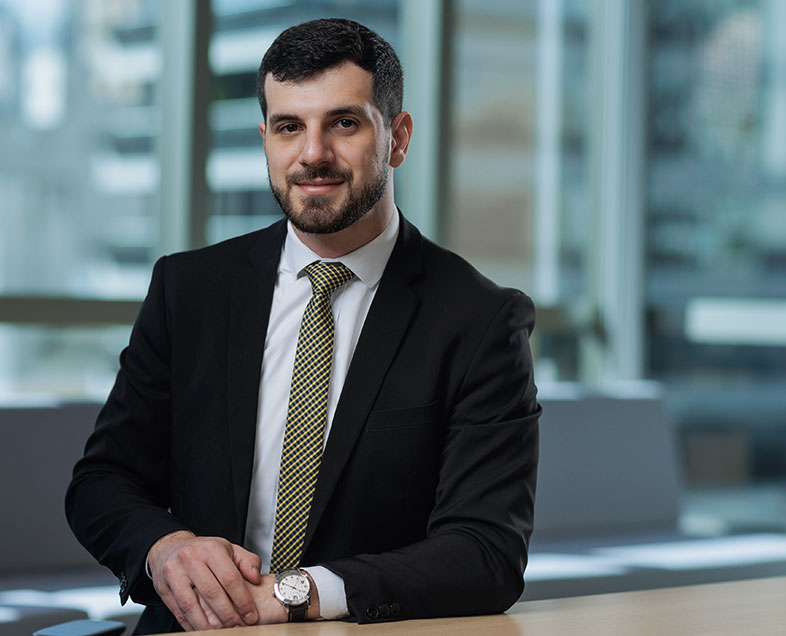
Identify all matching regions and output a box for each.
[266,156,289,182]
[373,134,392,166]
[341,136,384,170]
[265,143,295,174]
[356,144,386,173]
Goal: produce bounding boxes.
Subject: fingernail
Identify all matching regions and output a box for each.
[244,612,257,624]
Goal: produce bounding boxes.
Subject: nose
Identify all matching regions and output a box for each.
[298,128,334,167]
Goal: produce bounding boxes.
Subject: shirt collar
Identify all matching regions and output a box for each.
[281,212,400,289]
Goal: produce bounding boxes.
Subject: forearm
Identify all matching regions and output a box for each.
[66,467,189,605]
[66,256,181,604]
[323,408,538,622]
[325,293,539,623]
[324,529,527,622]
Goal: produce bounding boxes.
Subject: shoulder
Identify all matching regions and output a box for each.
[412,231,535,323]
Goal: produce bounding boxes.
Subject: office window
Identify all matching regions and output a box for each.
[647,0,786,488]
[0,324,130,399]
[445,0,591,381]
[0,0,161,298]
[0,0,163,399]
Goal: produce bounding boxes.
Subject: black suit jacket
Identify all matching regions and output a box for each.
[66,215,540,634]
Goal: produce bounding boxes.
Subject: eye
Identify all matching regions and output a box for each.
[278,123,300,134]
[335,118,357,130]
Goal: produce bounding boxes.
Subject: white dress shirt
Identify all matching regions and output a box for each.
[244,212,399,619]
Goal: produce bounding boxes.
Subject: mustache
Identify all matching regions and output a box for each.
[286,167,352,185]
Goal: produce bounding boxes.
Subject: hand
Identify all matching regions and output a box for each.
[205,571,321,625]
[147,530,262,631]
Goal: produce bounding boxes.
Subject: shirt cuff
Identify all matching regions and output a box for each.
[302,565,349,619]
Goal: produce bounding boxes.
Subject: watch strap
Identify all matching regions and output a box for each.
[288,603,308,622]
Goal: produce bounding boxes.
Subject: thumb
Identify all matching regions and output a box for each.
[232,544,262,584]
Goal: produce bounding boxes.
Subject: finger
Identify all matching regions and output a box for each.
[233,544,262,584]
[158,585,194,632]
[198,592,224,630]
[154,567,194,631]
[165,566,214,631]
[206,550,259,625]
[188,559,245,627]
[168,539,244,627]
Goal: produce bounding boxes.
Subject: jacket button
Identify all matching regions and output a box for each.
[390,602,400,617]
[366,606,379,620]
[378,603,390,618]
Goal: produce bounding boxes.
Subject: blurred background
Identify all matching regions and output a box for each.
[1,0,786,597]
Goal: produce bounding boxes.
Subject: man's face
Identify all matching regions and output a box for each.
[260,62,392,235]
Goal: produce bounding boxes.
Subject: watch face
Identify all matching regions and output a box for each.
[278,573,310,605]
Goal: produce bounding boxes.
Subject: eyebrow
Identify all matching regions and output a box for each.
[326,105,366,119]
[268,105,367,127]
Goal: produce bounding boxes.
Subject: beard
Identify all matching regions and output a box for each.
[270,163,388,235]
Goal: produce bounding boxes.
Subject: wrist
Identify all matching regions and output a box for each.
[301,565,347,619]
[304,571,321,620]
[147,530,195,575]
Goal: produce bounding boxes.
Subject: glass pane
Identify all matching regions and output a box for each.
[446,0,590,381]
[0,0,162,299]
[0,324,130,402]
[206,0,400,244]
[647,0,786,489]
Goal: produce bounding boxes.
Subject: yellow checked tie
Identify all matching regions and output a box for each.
[270,261,354,572]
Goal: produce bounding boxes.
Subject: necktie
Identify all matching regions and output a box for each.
[270,261,354,572]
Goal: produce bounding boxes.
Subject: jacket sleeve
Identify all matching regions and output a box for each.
[65,256,190,605]
[322,292,540,623]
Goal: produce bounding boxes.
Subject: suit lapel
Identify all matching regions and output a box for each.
[303,216,423,551]
[228,221,286,541]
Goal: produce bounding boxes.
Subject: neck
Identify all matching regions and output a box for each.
[293,193,396,259]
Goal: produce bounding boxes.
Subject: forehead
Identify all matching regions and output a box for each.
[264,62,378,120]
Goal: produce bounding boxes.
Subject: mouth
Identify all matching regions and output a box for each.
[294,179,345,195]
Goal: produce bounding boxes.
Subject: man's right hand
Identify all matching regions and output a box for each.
[147,530,261,631]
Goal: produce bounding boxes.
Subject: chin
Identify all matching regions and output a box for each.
[287,210,350,235]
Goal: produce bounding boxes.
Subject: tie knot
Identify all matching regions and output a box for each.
[304,261,354,297]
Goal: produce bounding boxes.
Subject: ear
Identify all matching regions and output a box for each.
[258,121,266,150]
[388,112,413,168]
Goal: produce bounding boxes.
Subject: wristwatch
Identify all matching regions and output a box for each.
[273,568,312,622]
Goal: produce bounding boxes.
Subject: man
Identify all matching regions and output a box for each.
[67,18,540,634]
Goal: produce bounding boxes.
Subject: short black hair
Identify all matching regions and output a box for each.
[257,18,403,123]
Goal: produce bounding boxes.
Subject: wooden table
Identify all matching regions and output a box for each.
[159,576,786,635]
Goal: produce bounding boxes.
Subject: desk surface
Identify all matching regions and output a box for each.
[159,576,786,635]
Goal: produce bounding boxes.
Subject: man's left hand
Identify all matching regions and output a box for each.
[198,572,322,624]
